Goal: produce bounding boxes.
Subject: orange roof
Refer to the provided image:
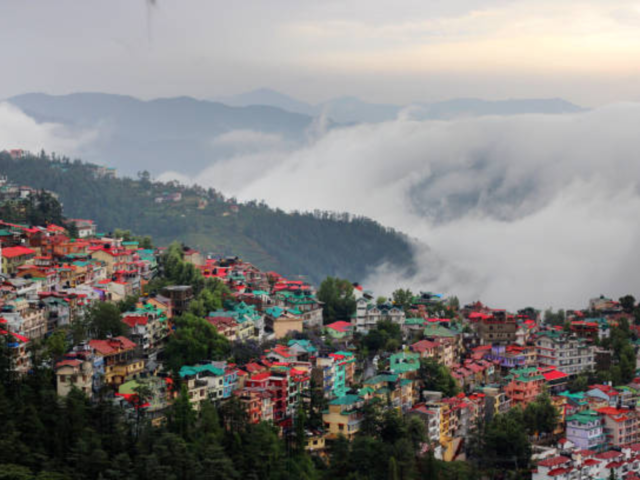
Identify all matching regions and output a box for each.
[89,336,137,355]
[2,246,36,258]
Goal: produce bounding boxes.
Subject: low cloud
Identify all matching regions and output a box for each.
[0,102,98,156]
[174,104,640,310]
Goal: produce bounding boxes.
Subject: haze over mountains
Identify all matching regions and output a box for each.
[4,90,583,176]
[216,88,584,124]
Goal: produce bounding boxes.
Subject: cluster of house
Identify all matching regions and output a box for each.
[2,215,640,467]
[0,218,157,374]
[0,174,59,204]
[532,382,640,480]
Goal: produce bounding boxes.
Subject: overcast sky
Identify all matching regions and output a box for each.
[2,0,640,106]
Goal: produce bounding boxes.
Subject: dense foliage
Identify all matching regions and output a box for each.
[417,359,459,398]
[0,151,416,285]
[0,190,64,227]
[360,320,404,356]
[317,277,357,324]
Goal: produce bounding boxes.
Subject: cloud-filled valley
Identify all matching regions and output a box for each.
[161,104,640,309]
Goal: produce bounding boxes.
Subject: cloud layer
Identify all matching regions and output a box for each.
[174,104,640,309]
[0,102,97,156]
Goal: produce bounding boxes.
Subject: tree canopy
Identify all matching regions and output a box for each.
[317,277,357,324]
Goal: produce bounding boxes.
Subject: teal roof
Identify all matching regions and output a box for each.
[266,306,284,318]
[405,318,425,326]
[423,324,456,338]
[364,374,398,385]
[288,339,318,353]
[567,410,600,425]
[329,394,360,406]
[180,364,224,378]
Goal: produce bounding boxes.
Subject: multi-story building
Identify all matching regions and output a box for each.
[1,245,36,275]
[234,388,274,424]
[313,351,356,398]
[179,363,225,405]
[162,285,194,316]
[504,367,545,407]
[565,410,606,451]
[0,326,30,375]
[322,394,363,440]
[121,303,169,356]
[354,298,405,333]
[476,311,517,345]
[536,331,595,375]
[56,357,94,398]
[274,290,323,328]
[598,406,640,447]
[89,336,144,386]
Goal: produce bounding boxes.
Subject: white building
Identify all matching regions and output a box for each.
[354,298,405,333]
[535,331,595,375]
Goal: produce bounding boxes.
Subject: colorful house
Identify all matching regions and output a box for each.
[504,367,545,407]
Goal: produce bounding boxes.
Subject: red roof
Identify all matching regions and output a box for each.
[0,329,29,343]
[122,315,149,328]
[325,321,352,333]
[56,359,82,368]
[89,336,137,355]
[595,450,623,460]
[537,456,570,468]
[249,372,270,382]
[542,370,569,382]
[411,339,439,352]
[548,467,572,477]
[269,345,293,358]
[2,246,36,258]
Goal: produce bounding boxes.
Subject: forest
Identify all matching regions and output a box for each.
[0,151,416,285]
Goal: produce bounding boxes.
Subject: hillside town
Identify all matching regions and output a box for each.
[2,208,640,480]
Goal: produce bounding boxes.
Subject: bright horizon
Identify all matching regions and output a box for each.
[1,1,640,106]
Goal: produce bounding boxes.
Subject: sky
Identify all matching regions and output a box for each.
[2,0,640,106]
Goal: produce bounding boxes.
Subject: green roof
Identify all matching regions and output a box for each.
[364,374,398,385]
[329,394,360,406]
[359,387,375,396]
[288,339,318,353]
[567,410,600,425]
[119,380,141,395]
[180,364,225,378]
[405,318,425,326]
[423,324,456,338]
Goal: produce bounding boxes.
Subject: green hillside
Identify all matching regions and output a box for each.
[0,151,416,284]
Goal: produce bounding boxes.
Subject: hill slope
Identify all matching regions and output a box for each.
[0,152,416,284]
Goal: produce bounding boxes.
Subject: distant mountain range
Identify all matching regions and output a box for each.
[4,90,584,176]
[215,88,585,123]
[6,92,317,176]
